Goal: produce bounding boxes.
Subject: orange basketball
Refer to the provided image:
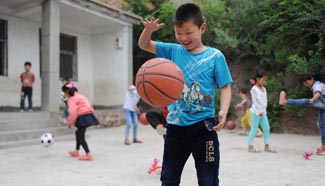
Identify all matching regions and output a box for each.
[135,58,184,107]
[226,120,236,130]
[139,112,149,125]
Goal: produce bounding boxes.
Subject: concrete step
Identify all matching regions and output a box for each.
[0,126,73,142]
[0,134,75,149]
[0,111,50,120]
[0,118,61,130]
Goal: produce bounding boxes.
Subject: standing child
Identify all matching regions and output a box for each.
[138,3,232,185]
[248,72,276,153]
[124,85,142,145]
[279,74,325,154]
[62,83,99,161]
[236,88,263,137]
[60,78,70,124]
[20,61,35,112]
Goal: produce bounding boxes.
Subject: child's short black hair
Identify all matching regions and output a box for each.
[253,71,267,80]
[239,88,248,94]
[173,3,204,27]
[61,77,70,82]
[300,74,314,83]
[24,61,32,66]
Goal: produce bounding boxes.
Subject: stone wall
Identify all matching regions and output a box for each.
[94,109,126,128]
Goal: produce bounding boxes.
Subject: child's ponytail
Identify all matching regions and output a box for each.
[250,71,266,85]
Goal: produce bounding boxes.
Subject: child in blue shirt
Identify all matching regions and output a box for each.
[138,3,232,186]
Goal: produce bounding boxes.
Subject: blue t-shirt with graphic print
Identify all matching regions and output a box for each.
[156,42,233,126]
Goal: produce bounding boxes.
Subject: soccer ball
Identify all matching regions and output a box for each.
[41,133,55,147]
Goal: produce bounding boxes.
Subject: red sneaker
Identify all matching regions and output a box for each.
[68,151,79,157]
[79,154,93,161]
[316,146,325,155]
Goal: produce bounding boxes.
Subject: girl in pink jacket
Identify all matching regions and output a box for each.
[62,83,99,161]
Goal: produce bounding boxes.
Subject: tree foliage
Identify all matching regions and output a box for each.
[124,0,325,127]
[223,0,325,76]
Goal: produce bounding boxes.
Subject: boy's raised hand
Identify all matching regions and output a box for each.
[141,18,165,32]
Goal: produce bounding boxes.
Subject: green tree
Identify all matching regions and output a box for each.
[122,0,167,82]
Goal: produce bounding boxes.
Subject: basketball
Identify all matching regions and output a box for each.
[135,58,184,107]
[226,120,236,130]
[139,112,149,125]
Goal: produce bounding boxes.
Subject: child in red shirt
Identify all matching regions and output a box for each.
[20,62,35,112]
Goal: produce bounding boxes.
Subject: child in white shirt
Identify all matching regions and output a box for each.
[248,72,276,153]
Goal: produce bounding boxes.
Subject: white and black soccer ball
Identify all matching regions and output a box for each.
[40,133,55,147]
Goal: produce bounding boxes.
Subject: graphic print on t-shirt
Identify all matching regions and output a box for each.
[156,42,233,125]
[182,81,211,111]
[167,52,218,123]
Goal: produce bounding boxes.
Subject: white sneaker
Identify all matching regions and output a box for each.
[29,109,33,112]
[63,118,67,124]
[20,109,24,112]
[157,127,167,136]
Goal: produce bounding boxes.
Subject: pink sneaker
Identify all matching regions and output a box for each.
[78,154,93,161]
[68,151,79,158]
[279,91,287,105]
[316,146,325,155]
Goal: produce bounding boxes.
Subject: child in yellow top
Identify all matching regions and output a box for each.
[236,88,263,137]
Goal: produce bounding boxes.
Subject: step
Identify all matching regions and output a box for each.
[0,134,75,149]
[0,111,50,120]
[0,118,61,130]
[0,126,73,142]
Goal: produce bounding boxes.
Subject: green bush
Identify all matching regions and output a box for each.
[267,103,281,132]
[125,0,325,121]
[214,89,237,121]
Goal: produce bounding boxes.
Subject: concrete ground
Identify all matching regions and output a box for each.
[0,124,324,186]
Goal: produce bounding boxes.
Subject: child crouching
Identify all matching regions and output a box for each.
[62,83,99,161]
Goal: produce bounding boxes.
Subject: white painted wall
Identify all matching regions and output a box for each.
[60,28,94,104]
[0,13,41,107]
[92,25,132,106]
[0,13,133,108]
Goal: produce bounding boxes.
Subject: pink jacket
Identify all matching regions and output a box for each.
[67,92,94,127]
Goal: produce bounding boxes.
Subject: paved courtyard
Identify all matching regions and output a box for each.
[0,124,324,186]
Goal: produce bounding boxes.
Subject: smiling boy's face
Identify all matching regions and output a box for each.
[174,20,206,53]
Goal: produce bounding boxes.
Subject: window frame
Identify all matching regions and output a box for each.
[0,19,8,76]
[39,30,78,81]
[59,33,78,81]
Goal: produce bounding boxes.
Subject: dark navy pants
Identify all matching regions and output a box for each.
[20,87,33,110]
[161,120,220,186]
[76,126,90,153]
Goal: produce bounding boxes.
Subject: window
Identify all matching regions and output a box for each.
[0,19,8,76]
[60,34,78,81]
[39,31,78,80]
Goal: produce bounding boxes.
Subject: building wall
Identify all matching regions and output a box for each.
[0,14,131,108]
[92,25,132,107]
[97,0,125,8]
[0,13,42,108]
[61,28,94,104]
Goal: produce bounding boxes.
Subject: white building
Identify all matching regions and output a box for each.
[0,0,141,113]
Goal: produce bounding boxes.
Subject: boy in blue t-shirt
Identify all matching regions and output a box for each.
[139,3,232,186]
